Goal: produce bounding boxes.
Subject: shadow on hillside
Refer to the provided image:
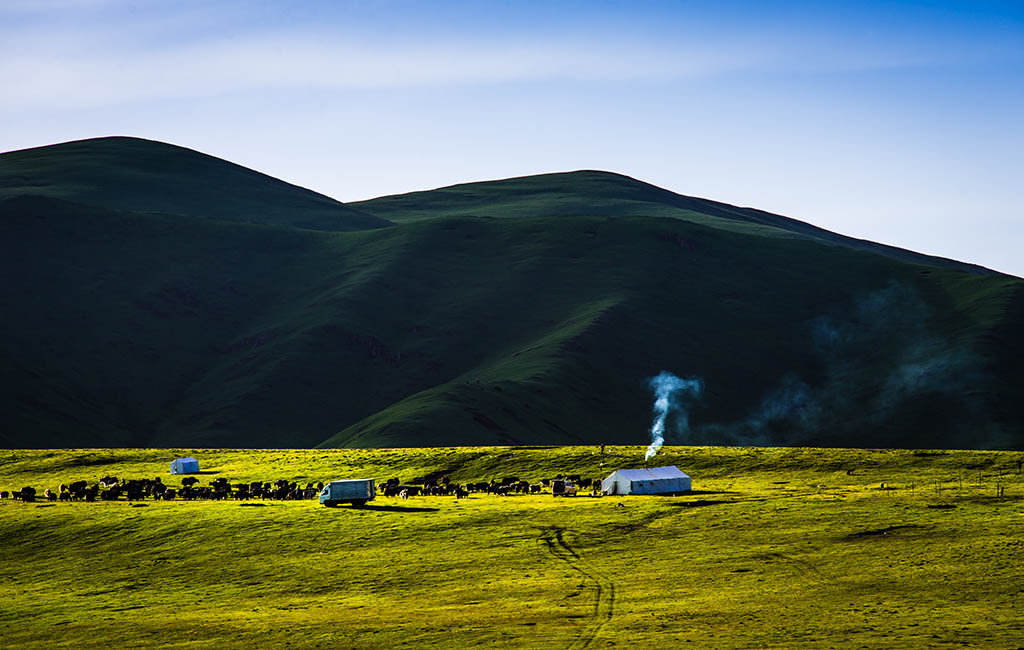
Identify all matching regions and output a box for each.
[349,504,440,513]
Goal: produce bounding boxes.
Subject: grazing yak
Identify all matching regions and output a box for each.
[151,482,167,499]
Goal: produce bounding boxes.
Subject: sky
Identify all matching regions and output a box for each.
[2,0,1022,276]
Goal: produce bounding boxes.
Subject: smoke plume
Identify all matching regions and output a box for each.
[694,281,986,447]
[645,371,703,460]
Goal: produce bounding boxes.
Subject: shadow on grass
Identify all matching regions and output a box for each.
[347,504,441,513]
[638,489,739,498]
[844,524,925,539]
[667,499,731,509]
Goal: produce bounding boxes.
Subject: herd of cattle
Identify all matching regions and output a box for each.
[380,475,596,498]
[0,476,323,503]
[0,474,599,503]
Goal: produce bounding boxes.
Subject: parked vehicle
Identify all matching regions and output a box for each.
[551,479,577,497]
[319,479,375,507]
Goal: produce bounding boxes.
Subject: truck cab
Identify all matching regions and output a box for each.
[319,479,376,507]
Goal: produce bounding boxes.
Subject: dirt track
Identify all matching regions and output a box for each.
[540,526,616,649]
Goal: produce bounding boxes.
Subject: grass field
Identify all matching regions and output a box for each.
[1,446,1022,649]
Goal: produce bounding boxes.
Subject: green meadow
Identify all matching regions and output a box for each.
[1,446,1022,649]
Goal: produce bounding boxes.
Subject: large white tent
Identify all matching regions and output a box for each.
[601,466,691,495]
[170,457,199,474]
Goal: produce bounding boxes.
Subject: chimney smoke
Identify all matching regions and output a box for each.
[645,371,702,460]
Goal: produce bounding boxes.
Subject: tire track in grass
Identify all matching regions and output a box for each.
[539,526,615,649]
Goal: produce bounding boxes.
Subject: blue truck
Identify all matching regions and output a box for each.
[319,479,376,507]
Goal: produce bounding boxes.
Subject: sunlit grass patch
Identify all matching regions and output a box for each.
[1,445,1022,648]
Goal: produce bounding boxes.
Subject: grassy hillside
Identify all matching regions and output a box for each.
[352,170,994,274]
[2,194,1022,449]
[1,446,1022,649]
[0,137,391,231]
[1,138,1022,450]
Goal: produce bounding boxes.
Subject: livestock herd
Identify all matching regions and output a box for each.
[379,475,597,498]
[0,474,600,504]
[0,476,324,503]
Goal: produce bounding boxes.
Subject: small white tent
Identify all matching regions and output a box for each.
[602,466,691,495]
[170,457,199,475]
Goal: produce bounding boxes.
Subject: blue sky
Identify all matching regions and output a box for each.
[2,0,1022,276]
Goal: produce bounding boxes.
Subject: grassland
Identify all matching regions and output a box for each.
[2,446,1022,649]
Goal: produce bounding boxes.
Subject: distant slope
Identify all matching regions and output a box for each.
[0,137,391,232]
[2,192,1021,450]
[352,170,994,275]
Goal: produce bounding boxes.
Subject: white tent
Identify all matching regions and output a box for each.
[601,466,691,495]
[170,457,200,474]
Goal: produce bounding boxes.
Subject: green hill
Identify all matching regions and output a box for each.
[1,137,1021,449]
[351,170,994,274]
[0,137,391,231]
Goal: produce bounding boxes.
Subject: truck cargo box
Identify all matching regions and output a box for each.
[319,479,375,507]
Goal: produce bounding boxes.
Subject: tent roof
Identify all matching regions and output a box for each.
[606,466,689,481]
[173,457,197,463]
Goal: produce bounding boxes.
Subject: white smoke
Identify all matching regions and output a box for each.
[645,371,703,460]
[695,282,986,447]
